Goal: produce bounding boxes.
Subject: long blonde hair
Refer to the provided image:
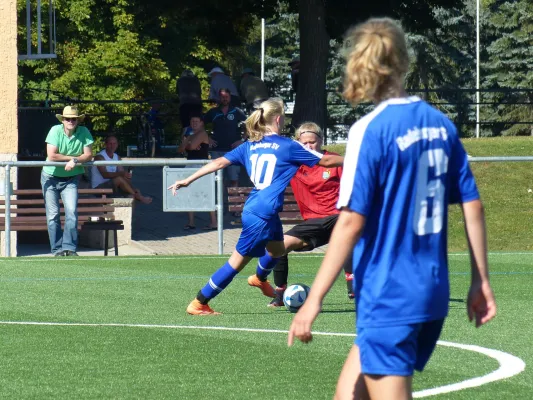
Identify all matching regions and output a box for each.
[245,98,285,142]
[342,18,409,105]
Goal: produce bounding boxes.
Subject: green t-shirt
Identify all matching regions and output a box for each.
[42,124,94,177]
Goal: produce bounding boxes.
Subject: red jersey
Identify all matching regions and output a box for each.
[290,150,342,220]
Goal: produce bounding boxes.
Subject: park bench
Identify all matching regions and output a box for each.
[0,188,124,256]
[227,186,303,224]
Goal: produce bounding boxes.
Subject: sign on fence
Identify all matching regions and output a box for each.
[162,167,216,212]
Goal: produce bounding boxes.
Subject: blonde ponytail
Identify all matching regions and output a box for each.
[245,98,285,142]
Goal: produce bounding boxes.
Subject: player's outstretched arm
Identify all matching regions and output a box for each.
[167,157,232,195]
[288,209,364,346]
[318,154,344,168]
[461,199,496,327]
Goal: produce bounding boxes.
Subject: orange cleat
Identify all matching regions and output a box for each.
[247,275,276,298]
[186,299,221,315]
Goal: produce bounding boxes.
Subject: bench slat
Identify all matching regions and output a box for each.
[0,223,124,231]
[0,206,116,215]
[227,187,294,196]
[12,189,114,196]
[227,186,303,224]
[0,198,115,206]
[228,195,296,203]
[0,215,116,223]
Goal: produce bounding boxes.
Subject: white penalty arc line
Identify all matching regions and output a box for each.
[0,321,525,397]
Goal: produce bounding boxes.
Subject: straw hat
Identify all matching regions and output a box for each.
[56,106,85,123]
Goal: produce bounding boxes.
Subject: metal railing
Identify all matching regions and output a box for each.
[3,155,533,257]
[0,159,224,257]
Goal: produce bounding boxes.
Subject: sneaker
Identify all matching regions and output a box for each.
[186,299,221,315]
[64,250,79,257]
[267,285,286,308]
[54,250,66,257]
[247,275,276,298]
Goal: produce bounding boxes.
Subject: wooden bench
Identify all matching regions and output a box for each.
[0,188,124,256]
[228,186,303,224]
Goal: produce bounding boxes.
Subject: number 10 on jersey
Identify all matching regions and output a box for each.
[250,154,277,189]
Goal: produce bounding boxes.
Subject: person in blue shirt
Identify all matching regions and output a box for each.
[288,18,497,399]
[168,98,343,315]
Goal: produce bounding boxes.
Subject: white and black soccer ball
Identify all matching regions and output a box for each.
[283,283,310,313]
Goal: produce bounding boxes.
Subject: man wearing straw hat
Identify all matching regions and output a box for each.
[41,106,94,256]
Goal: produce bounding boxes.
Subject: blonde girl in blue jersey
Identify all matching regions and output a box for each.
[168,98,343,315]
[288,18,496,400]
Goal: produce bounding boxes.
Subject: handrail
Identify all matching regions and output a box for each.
[1,159,224,257]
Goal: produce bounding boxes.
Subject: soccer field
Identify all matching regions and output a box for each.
[0,254,530,399]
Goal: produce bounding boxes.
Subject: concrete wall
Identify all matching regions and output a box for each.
[79,198,134,250]
[0,0,18,154]
[0,0,19,256]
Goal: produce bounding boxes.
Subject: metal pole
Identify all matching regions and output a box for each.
[37,0,42,54]
[216,169,224,255]
[26,0,32,57]
[49,0,53,55]
[261,18,265,81]
[476,0,480,138]
[4,165,11,257]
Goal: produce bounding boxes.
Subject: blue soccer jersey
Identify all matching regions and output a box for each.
[338,96,479,328]
[224,134,322,218]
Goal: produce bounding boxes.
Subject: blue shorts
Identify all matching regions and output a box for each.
[235,211,284,257]
[356,319,444,376]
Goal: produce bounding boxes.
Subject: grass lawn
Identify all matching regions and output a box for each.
[328,136,533,251]
[0,254,530,399]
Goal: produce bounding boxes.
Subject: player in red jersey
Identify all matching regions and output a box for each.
[255,122,354,306]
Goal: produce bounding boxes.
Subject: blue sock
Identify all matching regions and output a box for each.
[200,262,239,300]
[255,253,280,280]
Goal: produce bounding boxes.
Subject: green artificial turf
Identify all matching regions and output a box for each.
[0,254,530,399]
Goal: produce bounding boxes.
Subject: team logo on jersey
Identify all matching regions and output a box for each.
[227,113,235,120]
[322,170,330,180]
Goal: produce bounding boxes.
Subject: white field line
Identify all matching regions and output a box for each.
[413,341,526,398]
[0,321,525,397]
[4,252,533,262]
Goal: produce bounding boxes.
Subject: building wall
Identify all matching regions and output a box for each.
[0,0,19,255]
[0,0,18,154]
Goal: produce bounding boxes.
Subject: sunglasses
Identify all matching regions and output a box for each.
[64,118,78,122]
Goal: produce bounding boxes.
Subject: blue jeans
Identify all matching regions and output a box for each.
[41,171,80,254]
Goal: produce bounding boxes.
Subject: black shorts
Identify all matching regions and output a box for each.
[284,214,339,251]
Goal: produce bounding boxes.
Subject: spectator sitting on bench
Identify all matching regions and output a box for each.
[91,135,152,204]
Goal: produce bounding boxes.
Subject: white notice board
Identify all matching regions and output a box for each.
[163,167,216,212]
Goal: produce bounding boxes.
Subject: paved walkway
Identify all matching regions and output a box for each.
[18,165,328,257]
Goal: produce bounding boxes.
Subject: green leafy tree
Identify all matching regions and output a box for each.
[483,0,533,136]
[286,0,463,130]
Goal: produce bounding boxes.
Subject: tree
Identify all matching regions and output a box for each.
[483,0,533,136]
[287,0,463,132]
[17,0,279,133]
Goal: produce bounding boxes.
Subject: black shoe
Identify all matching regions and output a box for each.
[345,273,355,300]
[54,250,66,257]
[64,250,79,256]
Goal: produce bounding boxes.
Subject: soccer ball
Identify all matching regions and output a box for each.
[283,283,310,313]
